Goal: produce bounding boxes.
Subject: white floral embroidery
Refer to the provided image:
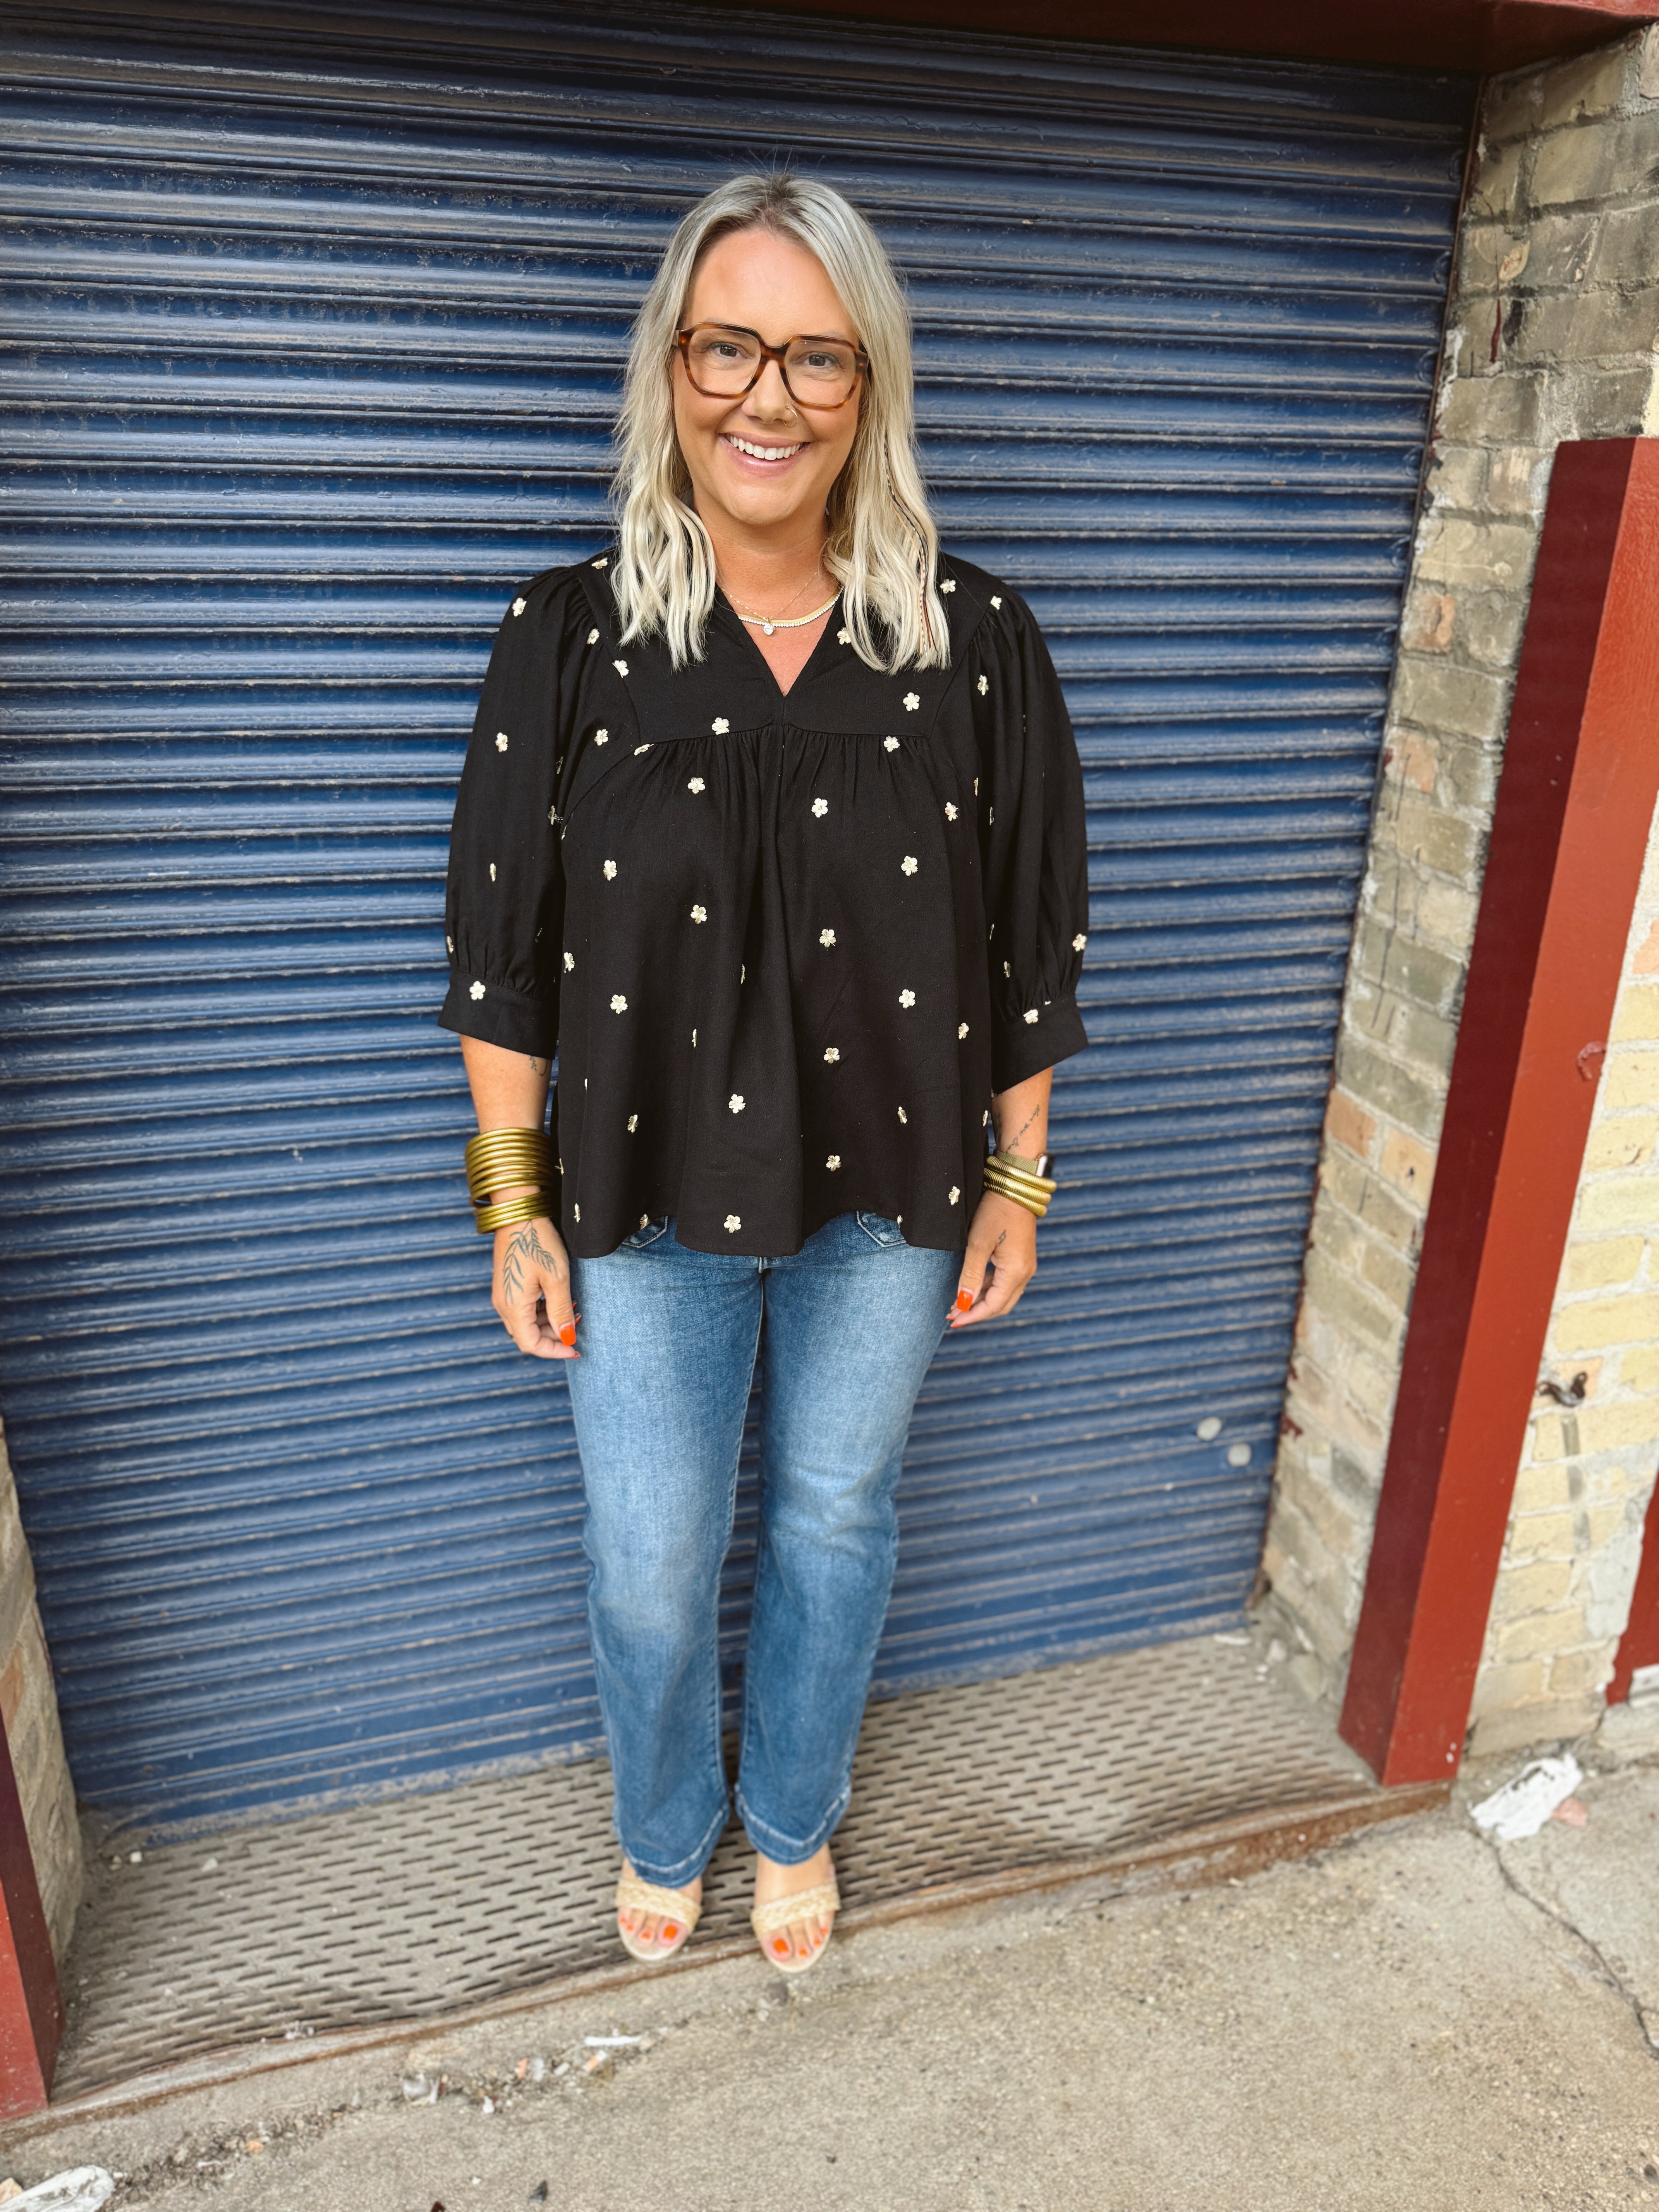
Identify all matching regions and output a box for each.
[587,628,599,646]
[563,951,574,971]
[592,557,609,569]
[812,797,828,818]
[690,903,707,923]
[949,1185,960,1204]
[1003,960,1012,977]
[613,659,629,677]
[469,980,485,1000]
[837,627,851,645]
[901,856,918,876]
[945,802,958,820]
[631,744,649,756]
[446,934,454,954]
[819,928,836,948]
[611,993,628,1013]
[940,579,956,594]
[897,1106,907,1124]
[711,717,730,734]
[573,1203,580,1222]
[883,736,899,752]
[1023,1008,1039,1024]
[977,674,989,697]
[1073,933,1087,951]
[826,1154,841,1170]
[495,731,509,752]
[639,1213,649,1228]
[903,691,920,712]
[728,1093,745,1115]
[724,1213,741,1233]
[688,776,706,794]
[990,594,1002,609]
[988,806,995,825]
[824,1046,840,1064]
[594,728,609,745]
[603,859,617,879]
[974,777,980,794]
[958,1021,969,1039]
[627,1114,638,1133]
[548,805,557,827]
[511,597,526,617]
[489,862,497,883]
[692,1028,697,1046]
[899,989,916,1008]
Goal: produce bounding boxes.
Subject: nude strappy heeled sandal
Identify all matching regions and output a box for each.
[615,1872,701,1964]
[750,1875,840,1975]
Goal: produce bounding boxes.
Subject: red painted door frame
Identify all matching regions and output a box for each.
[746,0,1658,72]
[0,1707,63,2118]
[1341,439,1659,1786]
[1608,1469,1659,1703]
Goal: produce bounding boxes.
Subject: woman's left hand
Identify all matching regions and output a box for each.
[950,1191,1038,1328]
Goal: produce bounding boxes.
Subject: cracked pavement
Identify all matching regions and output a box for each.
[4,1748,1657,2212]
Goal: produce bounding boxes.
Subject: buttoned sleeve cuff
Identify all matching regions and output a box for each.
[438,974,557,1057]
[990,994,1088,1092]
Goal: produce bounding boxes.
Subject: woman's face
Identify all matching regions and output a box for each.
[672,226,863,544]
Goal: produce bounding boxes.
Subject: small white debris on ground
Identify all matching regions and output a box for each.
[1470,1753,1583,1843]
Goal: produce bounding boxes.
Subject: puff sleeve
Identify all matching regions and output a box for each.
[438,570,583,1056]
[968,587,1090,1092]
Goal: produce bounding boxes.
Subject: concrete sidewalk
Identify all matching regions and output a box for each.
[5,1740,1657,2212]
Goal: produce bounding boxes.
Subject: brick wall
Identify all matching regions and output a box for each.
[1259,26,1659,1739]
[0,1420,82,1959]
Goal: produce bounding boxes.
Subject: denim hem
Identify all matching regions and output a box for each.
[617,1788,732,1890]
[734,1779,851,1867]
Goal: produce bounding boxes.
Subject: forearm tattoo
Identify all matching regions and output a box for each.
[1000,1102,1043,1155]
[501,1218,560,1305]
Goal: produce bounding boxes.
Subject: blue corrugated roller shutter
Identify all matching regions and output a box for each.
[0,0,1474,1830]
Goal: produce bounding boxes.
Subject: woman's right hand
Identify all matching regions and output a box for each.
[492,1212,578,1359]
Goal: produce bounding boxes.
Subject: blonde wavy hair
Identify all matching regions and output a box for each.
[610,172,948,673]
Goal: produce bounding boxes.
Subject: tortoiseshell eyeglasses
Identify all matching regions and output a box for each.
[675,323,868,410]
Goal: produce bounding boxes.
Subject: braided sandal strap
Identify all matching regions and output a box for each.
[749,1881,840,1940]
[616,1875,701,1931]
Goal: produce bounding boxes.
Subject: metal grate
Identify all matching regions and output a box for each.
[55,1637,1375,2096]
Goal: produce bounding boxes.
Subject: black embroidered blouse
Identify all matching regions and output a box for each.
[439,551,1089,1259]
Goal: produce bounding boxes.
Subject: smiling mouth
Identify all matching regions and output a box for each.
[723,434,806,462]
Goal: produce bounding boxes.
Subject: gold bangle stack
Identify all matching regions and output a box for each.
[981,1150,1059,1220]
[464,1127,556,1236]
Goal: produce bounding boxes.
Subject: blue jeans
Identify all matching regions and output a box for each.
[566,1211,958,1887]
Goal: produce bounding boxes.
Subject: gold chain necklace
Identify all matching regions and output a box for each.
[725,560,836,637]
[734,591,840,637]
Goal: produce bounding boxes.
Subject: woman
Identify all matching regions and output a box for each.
[440,173,1087,1974]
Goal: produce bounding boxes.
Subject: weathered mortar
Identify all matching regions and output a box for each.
[1259,26,1659,1747]
[0,1419,82,1958]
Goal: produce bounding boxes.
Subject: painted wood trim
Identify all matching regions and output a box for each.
[1341,439,1659,1786]
[0,1708,62,2118]
[1608,1468,1659,1703]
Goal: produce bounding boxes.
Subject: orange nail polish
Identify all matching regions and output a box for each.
[559,1322,577,1346]
[663,1922,678,1939]
[956,1290,973,1312]
[774,1937,789,1955]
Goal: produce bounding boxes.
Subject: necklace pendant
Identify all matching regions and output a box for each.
[762,622,775,635]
